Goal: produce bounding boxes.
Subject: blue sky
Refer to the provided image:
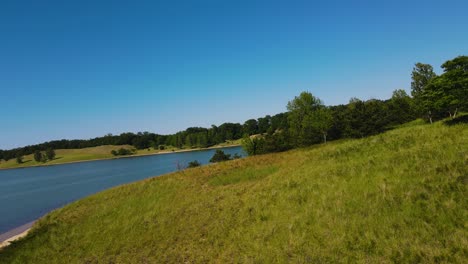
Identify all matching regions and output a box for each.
[1,0,467,149]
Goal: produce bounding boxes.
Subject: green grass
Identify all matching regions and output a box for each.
[0,141,241,170]
[0,145,135,169]
[1,120,467,263]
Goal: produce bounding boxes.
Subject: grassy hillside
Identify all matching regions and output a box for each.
[0,120,466,263]
[0,139,242,170]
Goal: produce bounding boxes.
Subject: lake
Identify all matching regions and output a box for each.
[0,146,244,235]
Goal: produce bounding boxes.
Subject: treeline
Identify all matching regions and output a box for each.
[242,90,417,155]
[0,115,287,162]
[1,55,465,162]
[243,55,467,155]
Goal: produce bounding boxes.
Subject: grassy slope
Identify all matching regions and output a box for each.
[0,139,242,170]
[0,121,466,263]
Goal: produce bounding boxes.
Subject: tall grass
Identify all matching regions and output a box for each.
[1,121,466,263]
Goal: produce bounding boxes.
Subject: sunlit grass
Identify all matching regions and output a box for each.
[0,145,134,169]
[1,120,466,263]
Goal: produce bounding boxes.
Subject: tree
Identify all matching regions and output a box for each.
[209,150,231,163]
[34,150,43,162]
[242,136,265,156]
[436,56,467,117]
[187,160,201,168]
[196,133,208,148]
[257,115,271,134]
[343,98,389,138]
[262,131,292,153]
[387,89,415,125]
[242,119,258,135]
[309,107,333,143]
[40,153,48,163]
[269,113,288,134]
[411,63,437,119]
[421,56,468,121]
[411,63,436,99]
[287,91,325,147]
[16,154,23,164]
[45,148,56,160]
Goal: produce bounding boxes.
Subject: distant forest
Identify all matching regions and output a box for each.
[1,55,466,161]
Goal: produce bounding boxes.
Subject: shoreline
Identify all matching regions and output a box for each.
[0,145,242,247]
[0,221,34,249]
[0,144,242,171]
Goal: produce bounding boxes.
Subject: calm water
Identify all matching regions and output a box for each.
[0,146,244,234]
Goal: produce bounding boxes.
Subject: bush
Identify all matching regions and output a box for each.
[111,148,135,156]
[187,160,201,168]
[119,148,132,156]
[209,150,231,163]
[34,150,43,162]
[45,148,56,160]
[242,136,265,156]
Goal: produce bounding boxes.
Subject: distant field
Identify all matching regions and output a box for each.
[0,139,242,170]
[0,120,466,263]
[0,145,134,169]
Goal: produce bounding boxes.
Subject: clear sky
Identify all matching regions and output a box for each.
[1,0,467,149]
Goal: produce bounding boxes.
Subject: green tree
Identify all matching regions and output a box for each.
[209,150,231,163]
[262,131,292,153]
[257,116,271,134]
[344,98,389,138]
[421,56,468,121]
[309,107,333,143]
[411,63,436,99]
[45,148,56,160]
[287,91,324,147]
[241,136,265,156]
[16,154,23,164]
[411,63,437,118]
[388,89,415,125]
[269,113,288,134]
[185,134,193,147]
[242,119,258,135]
[34,150,43,162]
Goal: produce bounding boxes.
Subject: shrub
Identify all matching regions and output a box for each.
[209,150,231,163]
[34,150,43,162]
[45,148,56,160]
[111,148,135,156]
[187,160,201,168]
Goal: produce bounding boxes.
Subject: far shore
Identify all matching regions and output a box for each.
[0,144,242,171]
